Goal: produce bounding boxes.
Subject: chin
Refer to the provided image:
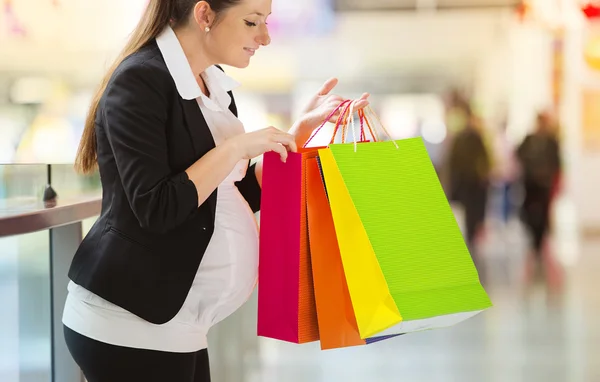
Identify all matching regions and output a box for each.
[221,56,252,69]
[227,60,251,69]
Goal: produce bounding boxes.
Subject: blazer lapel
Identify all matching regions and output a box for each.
[181,99,214,152]
[180,98,218,221]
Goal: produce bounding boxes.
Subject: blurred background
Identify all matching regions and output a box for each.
[2,0,600,381]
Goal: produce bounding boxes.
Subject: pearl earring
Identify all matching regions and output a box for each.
[205,26,210,32]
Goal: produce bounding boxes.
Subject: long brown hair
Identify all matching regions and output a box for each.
[75,0,241,174]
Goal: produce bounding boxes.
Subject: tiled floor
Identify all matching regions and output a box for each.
[208,198,600,382]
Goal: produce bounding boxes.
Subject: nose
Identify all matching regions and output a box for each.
[256,24,271,46]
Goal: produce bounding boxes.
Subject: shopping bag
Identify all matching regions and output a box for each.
[306,156,402,350]
[318,107,492,339]
[257,148,319,344]
[257,100,355,344]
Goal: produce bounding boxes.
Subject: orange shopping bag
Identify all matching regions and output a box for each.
[306,157,365,349]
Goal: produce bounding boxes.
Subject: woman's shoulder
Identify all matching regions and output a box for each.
[96,41,176,124]
[109,41,172,90]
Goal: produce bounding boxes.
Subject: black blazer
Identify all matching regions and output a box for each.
[68,41,262,325]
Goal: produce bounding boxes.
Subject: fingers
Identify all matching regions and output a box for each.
[321,94,345,108]
[317,78,339,96]
[282,132,298,152]
[355,99,369,110]
[328,108,346,123]
[329,94,345,103]
[265,127,297,162]
[355,93,370,110]
[269,142,289,163]
[328,94,369,118]
[273,132,297,153]
[284,137,298,153]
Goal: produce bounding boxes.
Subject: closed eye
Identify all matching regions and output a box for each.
[244,20,257,27]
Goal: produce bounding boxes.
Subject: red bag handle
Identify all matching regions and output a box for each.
[303,99,379,148]
[303,100,351,148]
[330,101,354,145]
[358,108,377,142]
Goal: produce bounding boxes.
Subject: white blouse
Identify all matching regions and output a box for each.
[62,26,259,353]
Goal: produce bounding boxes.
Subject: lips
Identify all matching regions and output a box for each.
[244,47,257,56]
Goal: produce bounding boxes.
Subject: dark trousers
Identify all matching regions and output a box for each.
[521,182,552,256]
[452,179,488,247]
[64,325,211,382]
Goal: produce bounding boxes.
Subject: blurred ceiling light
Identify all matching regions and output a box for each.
[380,94,446,140]
[381,107,419,139]
[9,77,53,104]
[421,119,448,144]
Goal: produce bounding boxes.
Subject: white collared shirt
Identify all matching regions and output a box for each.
[157,25,243,144]
[62,26,260,353]
[157,24,240,110]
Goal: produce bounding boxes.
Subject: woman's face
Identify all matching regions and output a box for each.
[201,0,272,68]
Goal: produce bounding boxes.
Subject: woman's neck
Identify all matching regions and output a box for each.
[173,25,213,78]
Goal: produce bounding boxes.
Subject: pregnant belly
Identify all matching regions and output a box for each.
[193,189,259,303]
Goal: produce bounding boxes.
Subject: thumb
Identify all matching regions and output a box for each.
[316,78,338,96]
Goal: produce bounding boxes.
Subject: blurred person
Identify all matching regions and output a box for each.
[444,88,471,135]
[516,111,562,266]
[439,92,469,196]
[447,113,491,253]
[61,1,369,381]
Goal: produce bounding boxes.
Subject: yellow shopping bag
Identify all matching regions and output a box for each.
[318,148,402,338]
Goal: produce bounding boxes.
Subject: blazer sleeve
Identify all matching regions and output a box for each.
[102,62,199,234]
[235,162,261,213]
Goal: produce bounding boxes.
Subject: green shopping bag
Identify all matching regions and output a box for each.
[319,107,492,338]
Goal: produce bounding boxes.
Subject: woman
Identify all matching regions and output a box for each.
[62,0,369,381]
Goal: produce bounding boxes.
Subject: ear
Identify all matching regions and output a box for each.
[193,1,215,28]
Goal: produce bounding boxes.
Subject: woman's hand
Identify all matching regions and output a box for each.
[290,78,370,147]
[227,127,297,163]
